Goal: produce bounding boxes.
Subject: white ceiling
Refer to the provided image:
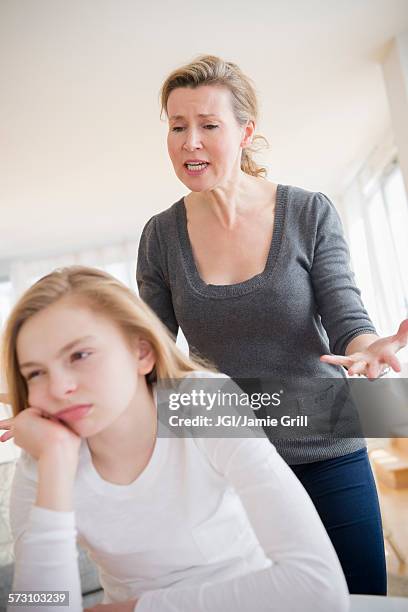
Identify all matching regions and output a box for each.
[1,0,407,263]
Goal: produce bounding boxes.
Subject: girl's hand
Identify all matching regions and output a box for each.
[320,319,408,380]
[85,600,137,612]
[0,417,14,443]
[0,407,81,461]
[2,409,81,510]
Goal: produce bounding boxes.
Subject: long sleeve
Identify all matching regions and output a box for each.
[310,193,376,355]
[8,454,83,612]
[136,438,349,612]
[136,216,179,338]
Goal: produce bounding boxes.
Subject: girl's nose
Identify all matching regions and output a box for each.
[48,370,77,399]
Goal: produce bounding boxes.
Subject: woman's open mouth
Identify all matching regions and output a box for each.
[184,161,209,175]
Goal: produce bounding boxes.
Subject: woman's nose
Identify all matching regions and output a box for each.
[182,128,202,151]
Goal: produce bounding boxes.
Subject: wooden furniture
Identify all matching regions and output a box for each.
[369,440,408,581]
[371,437,408,490]
[378,480,408,578]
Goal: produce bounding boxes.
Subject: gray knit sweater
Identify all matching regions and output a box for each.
[137,184,376,464]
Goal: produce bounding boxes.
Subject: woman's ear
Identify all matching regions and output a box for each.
[137,338,156,376]
[241,120,255,148]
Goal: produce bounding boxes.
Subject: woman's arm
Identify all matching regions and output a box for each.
[310,192,376,357]
[136,438,349,612]
[321,320,408,378]
[136,216,179,338]
[344,333,378,354]
[309,193,408,378]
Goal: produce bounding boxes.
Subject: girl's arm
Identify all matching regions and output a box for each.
[7,409,83,612]
[135,437,349,612]
[36,445,78,511]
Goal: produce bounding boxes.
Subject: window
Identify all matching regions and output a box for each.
[344,159,408,364]
[382,165,408,305]
[0,280,12,330]
[366,186,406,328]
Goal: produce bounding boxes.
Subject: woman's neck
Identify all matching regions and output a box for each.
[186,172,275,229]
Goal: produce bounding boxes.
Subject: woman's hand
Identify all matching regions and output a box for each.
[85,600,137,612]
[0,407,81,461]
[320,319,408,380]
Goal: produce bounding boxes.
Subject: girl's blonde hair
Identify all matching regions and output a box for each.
[2,266,215,416]
[160,54,268,178]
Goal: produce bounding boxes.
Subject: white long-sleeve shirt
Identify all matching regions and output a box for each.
[9,375,349,612]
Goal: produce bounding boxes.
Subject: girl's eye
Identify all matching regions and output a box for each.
[171,126,185,132]
[26,370,42,382]
[71,351,91,362]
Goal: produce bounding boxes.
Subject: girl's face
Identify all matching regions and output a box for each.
[16,297,153,438]
[166,85,253,192]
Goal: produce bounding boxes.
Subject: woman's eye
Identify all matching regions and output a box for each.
[204,124,218,130]
[171,126,185,132]
[71,351,91,362]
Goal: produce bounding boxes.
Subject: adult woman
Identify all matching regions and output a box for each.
[136,55,408,595]
[0,266,348,612]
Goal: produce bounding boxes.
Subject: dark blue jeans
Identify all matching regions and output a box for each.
[290,447,387,595]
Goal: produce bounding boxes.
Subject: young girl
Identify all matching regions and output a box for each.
[0,266,348,612]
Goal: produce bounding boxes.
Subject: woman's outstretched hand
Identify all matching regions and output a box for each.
[0,407,81,460]
[320,319,408,380]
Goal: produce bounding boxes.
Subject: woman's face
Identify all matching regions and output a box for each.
[166,85,252,192]
[16,297,153,438]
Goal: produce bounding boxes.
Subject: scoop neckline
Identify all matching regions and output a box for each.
[175,183,288,299]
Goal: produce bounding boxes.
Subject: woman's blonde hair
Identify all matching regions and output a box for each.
[2,266,215,416]
[160,55,268,178]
